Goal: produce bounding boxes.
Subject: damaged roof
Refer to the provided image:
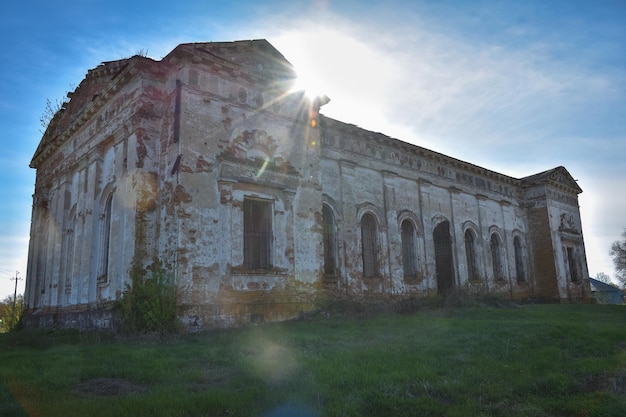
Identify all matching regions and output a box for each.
[31,39,295,169]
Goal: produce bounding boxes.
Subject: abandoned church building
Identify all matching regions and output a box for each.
[24,39,591,329]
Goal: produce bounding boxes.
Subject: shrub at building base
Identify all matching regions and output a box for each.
[116,268,179,334]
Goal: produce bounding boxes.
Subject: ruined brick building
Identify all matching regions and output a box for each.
[24,40,591,329]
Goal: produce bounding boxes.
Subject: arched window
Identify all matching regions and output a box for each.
[36,210,51,307]
[97,194,113,283]
[401,219,418,278]
[465,229,479,281]
[64,212,77,302]
[322,205,337,276]
[513,236,526,283]
[361,213,379,278]
[490,233,504,281]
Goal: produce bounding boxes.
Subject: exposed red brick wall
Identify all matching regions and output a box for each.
[527,206,558,299]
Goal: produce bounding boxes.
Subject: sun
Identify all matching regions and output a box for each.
[290,69,327,101]
[284,61,330,128]
[273,31,331,100]
[273,27,391,131]
[289,73,330,128]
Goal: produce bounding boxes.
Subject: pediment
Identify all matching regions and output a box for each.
[521,166,582,194]
[31,56,142,168]
[549,167,581,191]
[168,40,296,82]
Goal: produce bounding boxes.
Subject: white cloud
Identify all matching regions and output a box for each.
[254,8,621,160]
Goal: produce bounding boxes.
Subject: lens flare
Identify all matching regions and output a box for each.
[255,158,270,179]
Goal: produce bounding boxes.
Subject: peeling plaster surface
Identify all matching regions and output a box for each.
[23,40,590,330]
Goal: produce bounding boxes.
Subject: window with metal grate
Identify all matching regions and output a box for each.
[243,198,273,270]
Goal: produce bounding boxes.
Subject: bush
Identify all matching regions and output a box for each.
[0,295,23,333]
[117,267,179,333]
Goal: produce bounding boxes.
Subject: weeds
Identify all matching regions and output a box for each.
[116,266,179,334]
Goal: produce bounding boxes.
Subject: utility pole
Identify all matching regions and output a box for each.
[10,271,22,318]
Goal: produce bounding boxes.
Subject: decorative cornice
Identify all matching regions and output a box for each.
[31,60,143,169]
[520,166,582,195]
[320,116,522,188]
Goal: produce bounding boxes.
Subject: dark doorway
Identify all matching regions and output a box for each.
[433,220,454,294]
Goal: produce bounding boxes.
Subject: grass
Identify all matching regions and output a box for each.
[0,304,625,416]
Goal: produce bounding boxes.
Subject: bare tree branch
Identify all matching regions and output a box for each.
[609,229,626,288]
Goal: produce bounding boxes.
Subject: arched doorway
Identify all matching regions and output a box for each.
[433,220,454,294]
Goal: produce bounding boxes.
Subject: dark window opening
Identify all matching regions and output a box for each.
[244,199,273,270]
[322,205,337,276]
[98,195,113,283]
[401,220,418,278]
[567,246,580,282]
[514,236,526,283]
[433,221,454,294]
[465,229,479,281]
[361,213,379,278]
[490,233,504,281]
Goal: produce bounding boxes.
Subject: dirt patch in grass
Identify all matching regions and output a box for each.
[73,378,148,397]
[187,365,244,393]
[575,368,626,395]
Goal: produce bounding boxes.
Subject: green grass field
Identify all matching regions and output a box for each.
[1,304,624,417]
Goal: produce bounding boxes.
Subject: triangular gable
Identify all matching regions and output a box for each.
[166,39,296,83]
[521,166,582,194]
[31,56,147,168]
[31,40,296,168]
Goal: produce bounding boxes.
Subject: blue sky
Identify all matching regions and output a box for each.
[0,0,624,298]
